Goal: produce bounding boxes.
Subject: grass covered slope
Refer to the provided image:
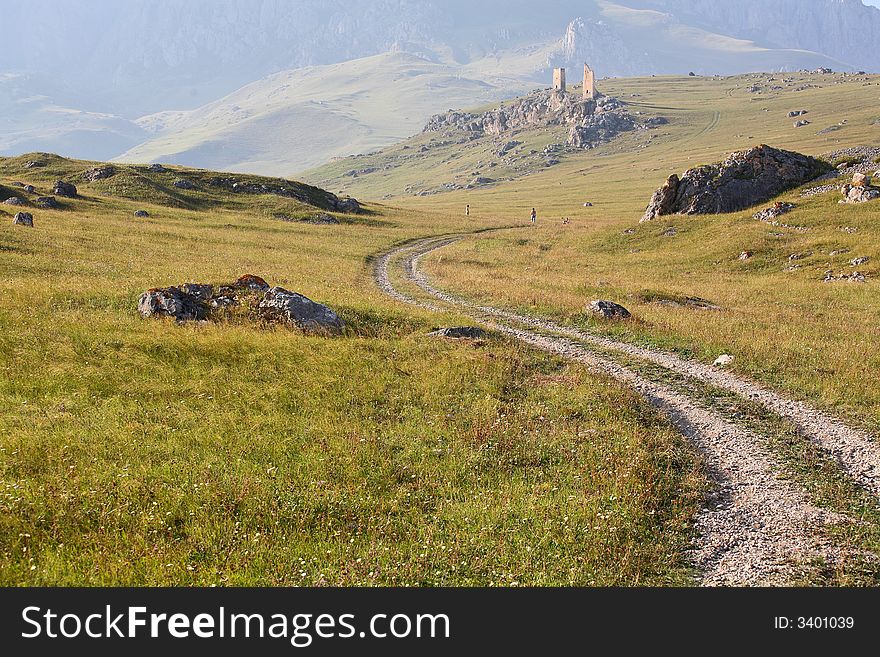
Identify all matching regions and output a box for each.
[0,154,702,585]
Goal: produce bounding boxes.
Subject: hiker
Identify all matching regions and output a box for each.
[466,204,470,216]
[530,208,537,225]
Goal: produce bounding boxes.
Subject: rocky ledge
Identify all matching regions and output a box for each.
[138,274,344,335]
[641,145,831,222]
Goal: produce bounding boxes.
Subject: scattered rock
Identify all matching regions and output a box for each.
[24,160,44,169]
[3,197,25,206]
[35,197,60,209]
[258,287,345,334]
[82,165,115,182]
[793,120,810,128]
[713,354,734,367]
[12,212,33,227]
[641,145,830,222]
[850,256,870,266]
[839,184,880,204]
[23,185,35,193]
[738,251,753,261]
[173,179,197,190]
[788,110,808,117]
[138,287,208,322]
[429,327,487,339]
[753,202,794,222]
[134,210,150,217]
[589,300,631,320]
[823,270,867,283]
[662,226,678,237]
[788,252,812,261]
[53,181,77,198]
[148,164,168,173]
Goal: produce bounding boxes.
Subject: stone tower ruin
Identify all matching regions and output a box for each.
[582,63,598,100]
[553,68,566,92]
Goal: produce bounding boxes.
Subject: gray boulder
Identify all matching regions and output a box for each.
[258,287,344,334]
[173,179,197,190]
[134,210,150,217]
[147,164,168,173]
[53,181,77,198]
[138,287,208,322]
[35,197,60,209]
[641,145,830,222]
[12,212,34,227]
[3,197,26,206]
[589,300,631,319]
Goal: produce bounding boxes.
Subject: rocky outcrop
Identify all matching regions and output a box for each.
[12,212,34,227]
[258,287,345,334]
[53,181,77,198]
[138,275,343,333]
[173,179,197,190]
[82,165,116,182]
[641,145,830,222]
[3,197,26,206]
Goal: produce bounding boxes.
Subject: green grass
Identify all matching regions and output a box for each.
[0,154,702,585]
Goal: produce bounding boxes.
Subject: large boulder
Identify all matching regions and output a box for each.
[641,145,830,222]
[12,212,34,227]
[258,287,344,334]
[334,197,361,214]
[3,197,26,206]
[137,287,208,322]
[53,180,77,198]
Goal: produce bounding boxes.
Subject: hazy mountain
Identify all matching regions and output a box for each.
[1,0,878,173]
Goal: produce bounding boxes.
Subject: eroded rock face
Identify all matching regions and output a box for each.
[641,145,830,222]
[258,287,345,334]
[35,197,60,209]
[589,300,631,319]
[137,287,209,322]
[53,181,77,198]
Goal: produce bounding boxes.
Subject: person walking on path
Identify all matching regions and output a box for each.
[466,204,470,216]
[530,208,537,225]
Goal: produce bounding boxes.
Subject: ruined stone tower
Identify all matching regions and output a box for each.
[582,63,597,100]
[553,68,566,92]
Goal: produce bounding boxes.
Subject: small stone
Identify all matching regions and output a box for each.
[713,354,734,367]
[850,256,869,266]
[738,251,753,260]
[12,212,34,227]
[134,210,150,217]
[589,300,631,320]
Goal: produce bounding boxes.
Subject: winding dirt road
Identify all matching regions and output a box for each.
[374,234,880,585]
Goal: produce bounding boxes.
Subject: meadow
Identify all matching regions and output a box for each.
[0,155,701,585]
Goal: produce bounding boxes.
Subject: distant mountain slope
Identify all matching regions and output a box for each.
[114,53,526,175]
[1,0,878,173]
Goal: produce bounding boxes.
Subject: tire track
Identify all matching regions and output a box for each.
[374,235,855,585]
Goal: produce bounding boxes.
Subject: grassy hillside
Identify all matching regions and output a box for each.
[0,152,702,585]
[317,70,880,432]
